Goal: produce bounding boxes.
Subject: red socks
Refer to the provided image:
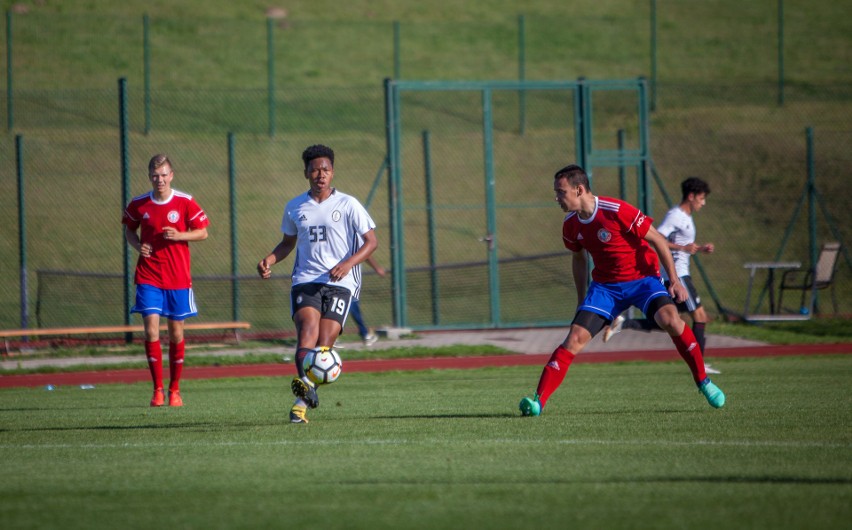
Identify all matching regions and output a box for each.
[533,328,707,411]
[145,340,163,390]
[535,345,576,407]
[146,340,186,392]
[671,325,707,384]
[168,340,185,392]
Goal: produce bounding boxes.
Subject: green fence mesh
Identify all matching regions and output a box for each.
[1,4,850,332]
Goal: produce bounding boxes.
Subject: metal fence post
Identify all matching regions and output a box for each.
[228,132,240,322]
[481,88,501,326]
[384,78,403,326]
[16,134,27,329]
[119,77,132,343]
[806,127,816,274]
[422,130,440,325]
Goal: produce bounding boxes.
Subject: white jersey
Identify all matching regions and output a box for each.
[656,205,695,278]
[281,189,376,298]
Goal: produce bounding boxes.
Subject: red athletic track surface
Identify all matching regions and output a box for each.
[1,343,850,389]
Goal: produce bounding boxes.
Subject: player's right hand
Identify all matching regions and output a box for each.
[257,258,272,279]
[668,280,688,303]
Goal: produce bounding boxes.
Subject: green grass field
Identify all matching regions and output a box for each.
[2,355,850,529]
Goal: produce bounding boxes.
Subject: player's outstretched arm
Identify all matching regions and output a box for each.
[257,234,297,279]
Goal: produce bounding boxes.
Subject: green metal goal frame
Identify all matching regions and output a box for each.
[383,78,651,328]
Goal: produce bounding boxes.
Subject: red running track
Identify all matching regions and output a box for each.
[1,343,850,389]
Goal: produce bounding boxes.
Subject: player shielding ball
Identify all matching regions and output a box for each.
[519,165,725,416]
[257,144,377,424]
[123,154,209,407]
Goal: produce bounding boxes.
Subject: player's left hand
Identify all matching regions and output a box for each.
[329,262,352,282]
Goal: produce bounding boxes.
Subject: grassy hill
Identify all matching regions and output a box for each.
[0,0,849,330]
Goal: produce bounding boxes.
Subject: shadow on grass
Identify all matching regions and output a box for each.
[372,413,514,419]
[372,407,698,420]
[0,421,276,433]
[634,475,852,485]
[335,475,852,485]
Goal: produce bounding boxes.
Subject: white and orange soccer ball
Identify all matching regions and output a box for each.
[302,347,343,385]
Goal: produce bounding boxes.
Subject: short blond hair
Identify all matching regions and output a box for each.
[148,154,173,174]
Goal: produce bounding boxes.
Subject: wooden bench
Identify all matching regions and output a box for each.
[1,321,251,355]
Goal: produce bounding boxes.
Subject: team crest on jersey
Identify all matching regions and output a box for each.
[332,210,342,222]
[597,229,612,243]
[167,210,180,223]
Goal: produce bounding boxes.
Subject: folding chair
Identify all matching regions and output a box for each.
[778,241,841,315]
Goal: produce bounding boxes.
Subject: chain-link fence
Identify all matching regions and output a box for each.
[1,4,850,334]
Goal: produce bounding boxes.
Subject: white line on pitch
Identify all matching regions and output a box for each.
[1,438,849,450]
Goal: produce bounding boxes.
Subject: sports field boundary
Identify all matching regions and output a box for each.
[1,343,850,389]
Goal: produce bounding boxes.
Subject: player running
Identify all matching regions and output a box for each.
[257,144,377,424]
[123,154,209,407]
[519,165,725,416]
[603,177,717,374]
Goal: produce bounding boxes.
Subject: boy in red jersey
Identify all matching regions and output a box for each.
[123,154,209,407]
[519,165,724,416]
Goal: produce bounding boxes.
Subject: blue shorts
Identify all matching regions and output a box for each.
[579,276,670,321]
[131,284,198,320]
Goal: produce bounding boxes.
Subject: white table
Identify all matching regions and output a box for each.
[742,261,802,317]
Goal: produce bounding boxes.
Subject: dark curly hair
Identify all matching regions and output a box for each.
[302,144,335,170]
[681,177,710,201]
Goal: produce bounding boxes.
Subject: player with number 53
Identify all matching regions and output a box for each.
[257,144,377,424]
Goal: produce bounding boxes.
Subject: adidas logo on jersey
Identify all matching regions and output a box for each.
[142,213,150,219]
[299,214,307,221]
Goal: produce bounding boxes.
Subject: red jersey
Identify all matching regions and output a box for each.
[122,190,209,289]
[562,196,659,283]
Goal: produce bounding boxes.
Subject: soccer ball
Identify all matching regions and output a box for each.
[302,347,343,385]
